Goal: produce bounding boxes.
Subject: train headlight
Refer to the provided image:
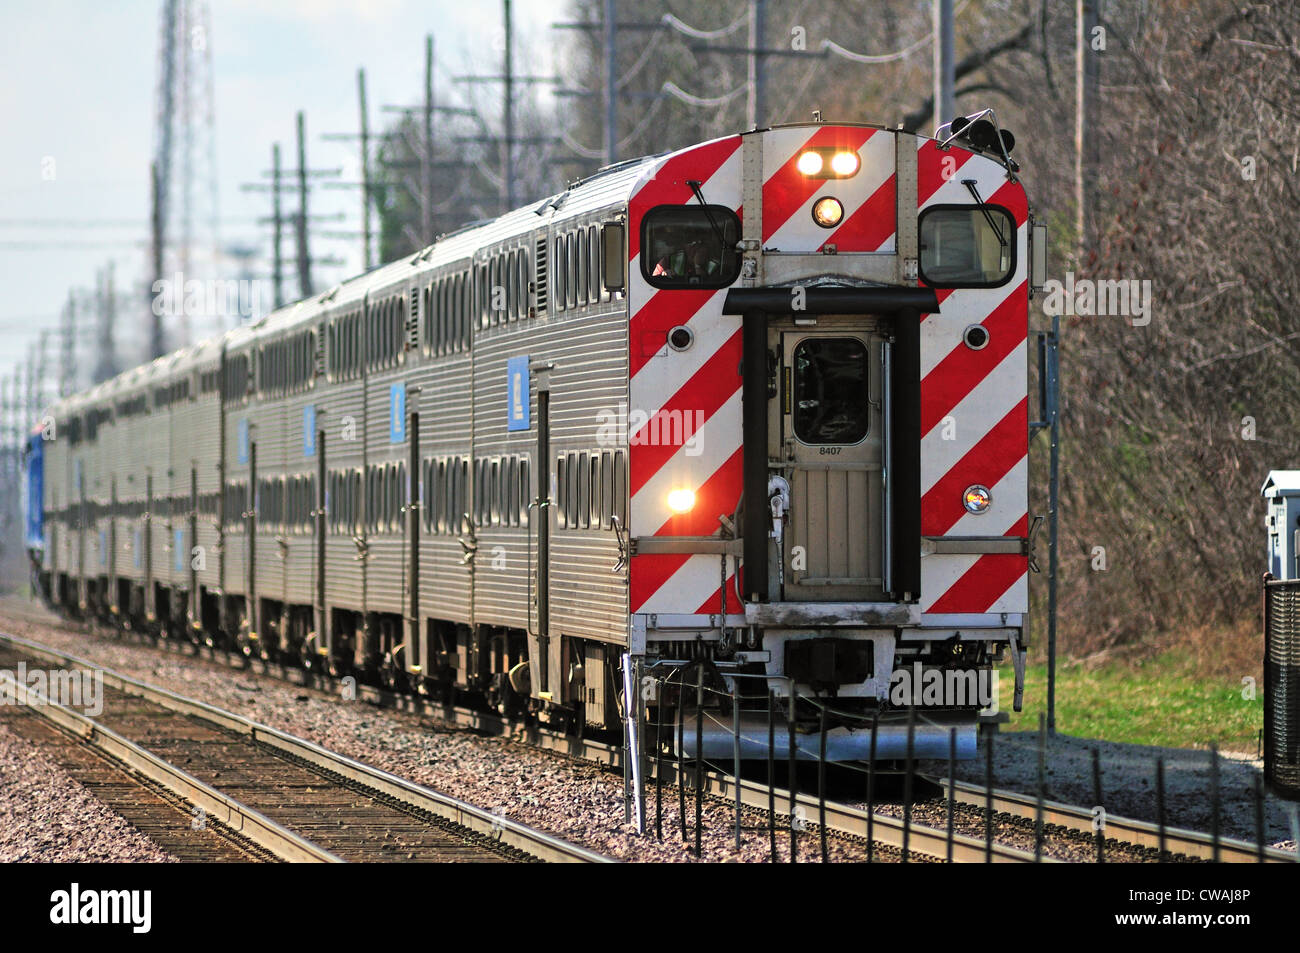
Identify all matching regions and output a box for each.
[812,197,844,228]
[667,488,696,514]
[962,485,992,514]
[830,150,860,176]
[797,151,824,175]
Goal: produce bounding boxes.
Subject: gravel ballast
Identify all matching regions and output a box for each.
[0,715,174,862]
[3,600,1294,861]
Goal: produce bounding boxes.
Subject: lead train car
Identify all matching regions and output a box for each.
[35,117,1037,759]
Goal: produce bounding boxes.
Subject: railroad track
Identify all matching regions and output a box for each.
[922,775,1296,864]
[0,706,275,861]
[3,597,1289,863]
[0,634,610,864]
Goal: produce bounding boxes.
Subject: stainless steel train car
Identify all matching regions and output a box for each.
[31,114,1043,758]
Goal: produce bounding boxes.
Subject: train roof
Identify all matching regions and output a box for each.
[49,123,935,416]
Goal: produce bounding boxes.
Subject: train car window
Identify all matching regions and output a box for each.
[576,452,588,529]
[588,225,602,302]
[918,205,1015,287]
[434,460,446,533]
[601,451,613,529]
[555,455,567,528]
[575,231,588,307]
[392,296,403,363]
[386,465,397,532]
[613,450,627,528]
[459,459,470,534]
[642,205,741,289]
[351,469,362,534]
[791,338,871,445]
[513,456,524,526]
[395,464,405,532]
[567,232,578,309]
[488,458,500,525]
[518,457,530,524]
[553,236,566,312]
[515,249,526,321]
[433,280,444,354]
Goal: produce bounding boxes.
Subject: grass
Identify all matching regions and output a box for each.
[994,651,1263,754]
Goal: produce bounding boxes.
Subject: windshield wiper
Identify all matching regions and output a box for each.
[961,179,1008,248]
[686,179,729,251]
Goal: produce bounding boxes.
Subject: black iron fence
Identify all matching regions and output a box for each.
[617,654,1296,863]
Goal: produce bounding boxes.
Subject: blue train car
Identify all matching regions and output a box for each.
[24,428,44,560]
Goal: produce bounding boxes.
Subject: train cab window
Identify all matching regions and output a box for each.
[642,205,741,289]
[918,205,1015,287]
[791,338,871,445]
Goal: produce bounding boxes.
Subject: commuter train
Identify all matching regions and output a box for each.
[29,113,1042,759]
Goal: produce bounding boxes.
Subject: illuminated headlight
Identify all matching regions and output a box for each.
[962,485,992,514]
[666,488,696,513]
[796,151,824,175]
[830,150,860,176]
[812,197,844,228]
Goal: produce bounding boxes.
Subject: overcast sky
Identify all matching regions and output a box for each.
[0,0,566,409]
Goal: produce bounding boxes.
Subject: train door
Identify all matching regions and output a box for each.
[528,387,551,698]
[776,324,889,602]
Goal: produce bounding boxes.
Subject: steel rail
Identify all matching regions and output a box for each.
[12,616,1262,864]
[0,670,339,863]
[0,631,612,864]
[926,774,1295,864]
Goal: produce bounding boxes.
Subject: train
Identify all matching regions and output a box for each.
[27,113,1043,760]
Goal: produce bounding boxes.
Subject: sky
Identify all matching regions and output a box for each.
[0,0,567,412]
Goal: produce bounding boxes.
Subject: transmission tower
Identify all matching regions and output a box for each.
[151,0,220,356]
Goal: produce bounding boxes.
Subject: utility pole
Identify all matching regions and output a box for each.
[324,68,391,269]
[296,111,313,298]
[150,160,166,359]
[603,0,617,165]
[59,291,76,398]
[746,0,766,128]
[361,69,373,269]
[502,4,515,211]
[1075,0,1100,261]
[933,0,955,131]
[425,36,437,243]
[94,262,118,384]
[272,143,285,307]
[242,142,342,309]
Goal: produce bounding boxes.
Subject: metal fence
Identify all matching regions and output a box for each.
[618,653,1296,863]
